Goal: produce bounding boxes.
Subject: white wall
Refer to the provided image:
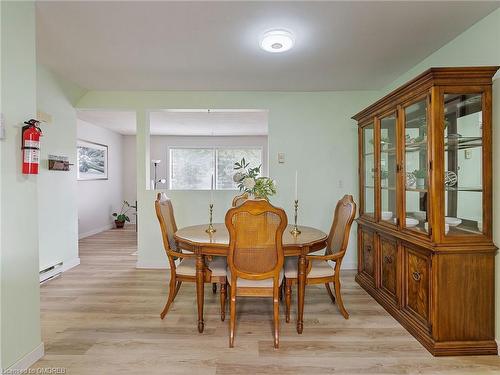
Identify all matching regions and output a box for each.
[77,120,124,238]
[37,65,83,271]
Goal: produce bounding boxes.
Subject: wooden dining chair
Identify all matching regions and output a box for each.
[284,195,356,324]
[155,193,228,321]
[225,199,288,348]
[231,192,249,207]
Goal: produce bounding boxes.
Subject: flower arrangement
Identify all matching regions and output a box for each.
[233,158,277,200]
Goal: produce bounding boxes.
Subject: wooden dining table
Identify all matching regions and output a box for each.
[174,223,328,334]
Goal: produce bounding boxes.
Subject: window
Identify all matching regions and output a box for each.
[169,148,263,190]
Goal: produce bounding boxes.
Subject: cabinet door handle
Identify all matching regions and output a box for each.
[412,271,421,281]
[366,245,372,252]
[384,255,393,264]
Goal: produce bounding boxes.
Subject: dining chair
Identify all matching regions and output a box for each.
[284,194,356,324]
[155,193,228,321]
[231,192,249,207]
[225,199,288,348]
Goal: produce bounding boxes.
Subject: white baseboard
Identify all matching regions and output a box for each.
[78,223,113,239]
[62,257,80,272]
[497,339,500,356]
[6,342,44,372]
[341,261,357,270]
[136,259,170,269]
[135,259,357,271]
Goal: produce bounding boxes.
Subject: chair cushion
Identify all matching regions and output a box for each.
[175,256,227,277]
[284,256,334,279]
[227,268,283,287]
[207,256,227,277]
[176,258,196,276]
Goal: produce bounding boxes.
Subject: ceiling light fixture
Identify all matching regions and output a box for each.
[260,29,295,53]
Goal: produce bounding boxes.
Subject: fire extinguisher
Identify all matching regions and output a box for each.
[21,119,43,174]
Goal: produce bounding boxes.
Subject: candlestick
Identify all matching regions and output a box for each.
[205,203,216,234]
[210,174,214,204]
[290,199,301,236]
[294,170,298,201]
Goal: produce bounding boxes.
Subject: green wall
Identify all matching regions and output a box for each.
[0,1,42,368]
[381,8,500,342]
[37,65,84,272]
[77,91,378,269]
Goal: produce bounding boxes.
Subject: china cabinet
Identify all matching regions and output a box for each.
[353,67,499,356]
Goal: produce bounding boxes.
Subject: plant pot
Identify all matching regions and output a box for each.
[115,220,125,229]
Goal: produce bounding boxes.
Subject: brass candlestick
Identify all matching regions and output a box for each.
[205,203,216,234]
[290,199,301,236]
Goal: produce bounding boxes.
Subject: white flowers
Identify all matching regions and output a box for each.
[233,172,244,183]
[242,177,256,189]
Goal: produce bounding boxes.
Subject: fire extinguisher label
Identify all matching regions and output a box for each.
[24,140,40,148]
[24,149,39,163]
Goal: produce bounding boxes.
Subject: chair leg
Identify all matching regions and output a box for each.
[160,274,177,319]
[212,283,217,294]
[173,281,182,300]
[285,279,292,323]
[273,283,280,349]
[220,282,227,321]
[325,282,336,304]
[229,284,236,348]
[334,275,349,319]
[279,282,283,301]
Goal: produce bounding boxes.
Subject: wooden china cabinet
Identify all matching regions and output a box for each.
[353,67,499,356]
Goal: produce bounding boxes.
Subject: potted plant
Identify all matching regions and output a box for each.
[112,200,135,228]
[413,169,426,188]
[233,158,277,200]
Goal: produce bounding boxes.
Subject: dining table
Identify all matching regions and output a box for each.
[174,223,328,334]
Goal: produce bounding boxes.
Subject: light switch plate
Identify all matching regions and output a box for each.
[278,152,285,164]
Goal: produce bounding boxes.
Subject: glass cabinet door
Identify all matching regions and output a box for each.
[362,123,375,218]
[403,98,429,235]
[443,93,483,236]
[380,114,398,225]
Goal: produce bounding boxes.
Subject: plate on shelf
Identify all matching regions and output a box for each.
[445,217,462,227]
[382,211,393,221]
[424,222,449,234]
[406,218,419,228]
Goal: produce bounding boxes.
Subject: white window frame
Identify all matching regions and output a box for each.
[168,146,264,191]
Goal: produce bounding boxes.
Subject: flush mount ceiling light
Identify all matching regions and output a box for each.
[260,29,295,53]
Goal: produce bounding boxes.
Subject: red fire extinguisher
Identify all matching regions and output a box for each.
[22,119,43,174]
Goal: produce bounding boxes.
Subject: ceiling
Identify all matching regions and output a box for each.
[36,1,499,91]
[77,109,269,136]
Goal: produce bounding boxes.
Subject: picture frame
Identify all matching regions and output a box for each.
[77,140,108,180]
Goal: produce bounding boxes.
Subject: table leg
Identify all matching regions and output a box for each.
[297,252,307,334]
[196,252,205,333]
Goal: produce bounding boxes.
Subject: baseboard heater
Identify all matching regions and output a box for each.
[39,261,63,284]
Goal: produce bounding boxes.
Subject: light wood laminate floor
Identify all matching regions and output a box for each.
[32,226,500,374]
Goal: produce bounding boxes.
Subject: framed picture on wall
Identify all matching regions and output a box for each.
[77,140,108,180]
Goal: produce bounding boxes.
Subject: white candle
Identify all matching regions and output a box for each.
[294,170,298,201]
[210,174,214,204]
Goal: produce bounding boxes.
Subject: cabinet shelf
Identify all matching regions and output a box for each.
[354,66,498,357]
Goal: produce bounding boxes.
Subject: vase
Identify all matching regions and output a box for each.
[417,178,425,188]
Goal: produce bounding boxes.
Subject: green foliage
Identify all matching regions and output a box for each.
[112,200,134,222]
[233,158,276,200]
[413,169,426,179]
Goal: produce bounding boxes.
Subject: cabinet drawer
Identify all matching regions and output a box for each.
[361,230,375,280]
[404,246,431,326]
[380,237,397,300]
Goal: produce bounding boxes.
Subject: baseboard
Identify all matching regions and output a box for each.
[78,223,113,239]
[136,260,170,269]
[341,261,357,270]
[6,342,44,372]
[135,259,357,271]
[62,257,80,272]
[497,340,500,356]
